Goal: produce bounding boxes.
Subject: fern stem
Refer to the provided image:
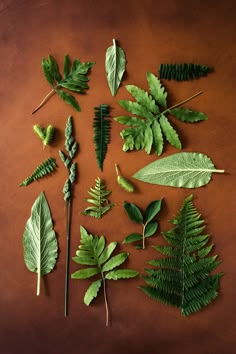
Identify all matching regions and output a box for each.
[32,88,57,114]
[162,91,203,115]
[64,198,72,317]
[101,271,109,326]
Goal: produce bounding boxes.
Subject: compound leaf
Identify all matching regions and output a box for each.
[159,114,181,149]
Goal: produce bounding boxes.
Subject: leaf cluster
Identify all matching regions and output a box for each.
[140,195,223,316]
[158,63,213,81]
[93,104,111,171]
[115,72,207,155]
[123,200,162,249]
[19,157,57,187]
[82,177,115,218]
[33,124,55,147]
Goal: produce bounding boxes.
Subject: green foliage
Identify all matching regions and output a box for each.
[114,72,207,155]
[133,152,224,188]
[93,104,111,171]
[71,226,139,325]
[123,200,162,249]
[115,164,135,192]
[23,192,58,295]
[82,177,115,218]
[159,63,213,81]
[59,116,78,201]
[140,195,223,316]
[105,39,126,96]
[19,157,57,187]
[33,124,55,147]
[32,55,95,113]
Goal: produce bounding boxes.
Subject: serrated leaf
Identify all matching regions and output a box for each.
[145,200,162,223]
[84,279,102,306]
[146,72,167,108]
[151,120,163,156]
[115,116,146,127]
[144,125,153,154]
[126,85,159,114]
[63,54,71,78]
[123,201,143,224]
[105,39,126,96]
[102,253,129,272]
[23,192,58,296]
[122,233,143,244]
[42,58,54,86]
[105,269,139,280]
[56,90,81,112]
[71,267,100,279]
[144,221,158,237]
[159,114,181,149]
[99,242,117,264]
[119,100,153,120]
[133,152,224,188]
[170,107,208,122]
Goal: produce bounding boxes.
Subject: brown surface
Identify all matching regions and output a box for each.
[1,0,236,353]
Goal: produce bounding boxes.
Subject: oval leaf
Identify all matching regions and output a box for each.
[133,152,224,188]
[105,269,139,280]
[144,221,158,237]
[84,279,102,306]
[145,200,162,223]
[123,201,143,224]
[122,233,143,244]
[105,39,126,96]
[102,253,129,272]
[71,267,100,279]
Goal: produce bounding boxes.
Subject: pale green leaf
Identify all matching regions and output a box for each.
[99,242,117,264]
[133,152,224,188]
[122,233,143,244]
[102,253,129,272]
[105,39,126,96]
[151,120,163,156]
[159,114,181,149]
[126,85,159,114]
[145,200,162,223]
[118,100,153,120]
[84,279,102,305]
[23,192,58,295]
[123,201,143,224]
[115,116,146,127]
[144,125,153,154]
[71,267,100,279]
[146,72,167,108]
[170,107,208,122]
[105,269,139,280]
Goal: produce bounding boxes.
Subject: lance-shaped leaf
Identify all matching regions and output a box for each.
[133,152,224,188]
[23,192,58,296]
[105,39,126,96]
[170,107,207,122]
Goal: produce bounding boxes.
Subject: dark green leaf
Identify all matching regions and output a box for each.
[145,200,162,223]
[123,201,143,224]
[144,221,158,237]
[56,90,81,112]
[63,55,71,78]
[122,233,142,244]
[42,58,54,86]
[48,55,61,81]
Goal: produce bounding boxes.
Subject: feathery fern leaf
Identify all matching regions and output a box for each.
[93,104,111,171]
[82,177,115,218]
[19,157,57,187]
[158,63,213,81]
[71,226,139,326]
[115,72,207,155]
[140,195,223,316]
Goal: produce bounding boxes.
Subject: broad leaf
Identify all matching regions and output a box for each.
[102,253,129,272]
[146,72,167,108]
[145,200,162,223]
[133,152,224,188]
[159,114,181,149]
[123,201,143,224]
[122,233,143,244]
[105,269,139,280]
[105,39,126,96]
[84,279,102,305]
[126,85,159,114]
[23,192,58,295]
[170,107,208,122]
[144,221,158,237]
[99,242,117,265]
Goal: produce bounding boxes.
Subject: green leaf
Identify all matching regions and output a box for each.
[133,152,224,188]
[102,253,129,272]
[159,114,181,149]
[63,54,71,78]
[119,100,153,120]
[23,192,58,295]
[19,157,57,187]
[42,58,54,86]
[115,116,146,127]
[145,200,162,223]
[170,107,208,122]
[144,126,153,154]
[105,269,139,280]
[158,63,213,81]
[122,233,142,244]
[151,120,163,156]
[146,72,167,108]
[144,221,158,237]
[126,85,159,114]
[71,267,100,279]
[123,201,143,224]
[56,90,81,112]
[105,38,126,96]
[48,55,61,81]
[84,279,102,305]
[99,242,117,264]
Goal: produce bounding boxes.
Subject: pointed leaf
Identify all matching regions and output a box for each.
[102,253,129,272]
[123,201,143,224]
[99,242,117,264]
[115,116,146,127]
[170,107,208,122]
[145,200,162,223]
[122,233,143,244]
[71,267,100,279]
[151,120,163,156]
[146,72,167,108]
[159,114,181,149]
[144,125,153,154]
[119,100,153,120]
[42,58,54,86]
[63,54,71,78]
[144,221,158,237]
[133,152,224,188]
[84,279,102,305]
[56,90,81,112]
[126,85,159,114]
[105,269,139,280]
[105,39,126,96]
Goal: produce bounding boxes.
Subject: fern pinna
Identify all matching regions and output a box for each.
[140,195,223,316]
[115,72,207,156]
[71,226,139,326]
[158,63,212,81]
[93,104,111,171]
[19,157,57,187]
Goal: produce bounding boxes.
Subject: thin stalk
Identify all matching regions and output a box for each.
[64,198,72,317]
[142,224,146,249]
[37,268,41,296]
[115,163,120,176]
[162,91,203,115]
[32,88,56,114]
[101,271,109,327]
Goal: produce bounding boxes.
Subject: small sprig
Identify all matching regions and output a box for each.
[33,124,55,147]
[19,157,57,187]
[115,164,135,192]
[123,200,162,249]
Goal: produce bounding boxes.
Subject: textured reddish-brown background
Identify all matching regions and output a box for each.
[1,0,236,353]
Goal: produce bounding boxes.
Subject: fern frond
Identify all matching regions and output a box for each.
[82,177,115,218]
[19,157,57,187]
[93,104,111,171]
[159,63,213,81]
[140,195,223,316]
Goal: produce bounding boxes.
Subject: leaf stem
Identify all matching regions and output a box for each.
[101,271,109,326]
[115,163,120,176]
[37,268,40,296]
[32,88,57,114]
[64,198,72,317]
[142,224,146,249]
[162,91,203,115]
